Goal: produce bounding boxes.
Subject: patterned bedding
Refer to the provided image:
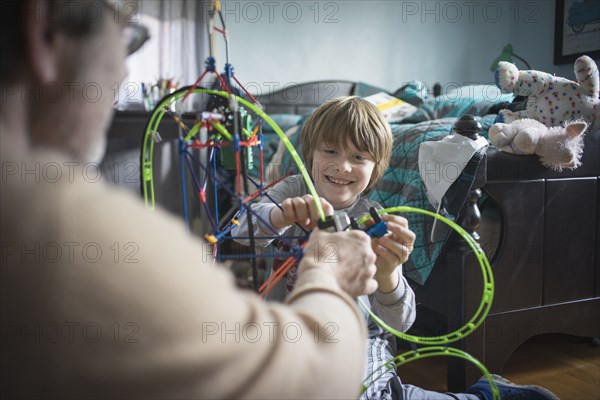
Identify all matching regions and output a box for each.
[269,114,496,285]
[370,115,496,285]
[260,85,512,284]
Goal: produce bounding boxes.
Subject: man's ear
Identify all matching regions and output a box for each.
[24,0,60,83]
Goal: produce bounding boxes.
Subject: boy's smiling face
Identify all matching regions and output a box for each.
[311,140,376,209]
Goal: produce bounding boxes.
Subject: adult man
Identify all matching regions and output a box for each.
[0,1,380,397]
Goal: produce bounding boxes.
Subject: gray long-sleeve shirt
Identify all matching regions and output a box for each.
[231,175,417,337]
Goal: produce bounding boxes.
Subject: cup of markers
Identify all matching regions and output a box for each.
[142,78,179,111]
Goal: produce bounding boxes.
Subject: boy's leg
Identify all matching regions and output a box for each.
[386,377,477,400]
[465,374,560,400]
[382,374,559,400]
[360,336,476,400]
[361,336,399,400]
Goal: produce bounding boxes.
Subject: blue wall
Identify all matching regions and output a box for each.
[219,0,598,94]
[512,0,599,80]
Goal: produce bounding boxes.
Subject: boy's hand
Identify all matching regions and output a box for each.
[300,228,378,297]
[370,214,415,292]
[270,195,334,230]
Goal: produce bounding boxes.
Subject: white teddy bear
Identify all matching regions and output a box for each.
[489,55,599,170]
[489,118,587,171]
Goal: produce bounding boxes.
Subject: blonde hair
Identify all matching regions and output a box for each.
[301,96,393,193]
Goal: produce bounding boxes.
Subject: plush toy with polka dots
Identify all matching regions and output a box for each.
[494,55,599,130]
[489,55,599,170]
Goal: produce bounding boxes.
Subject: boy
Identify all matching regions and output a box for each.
[233,96,415,399]
[233,96,559,400]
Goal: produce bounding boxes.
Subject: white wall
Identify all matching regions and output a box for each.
[213,0,598,95]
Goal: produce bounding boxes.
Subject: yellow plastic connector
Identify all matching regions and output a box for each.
[204,234,218,244]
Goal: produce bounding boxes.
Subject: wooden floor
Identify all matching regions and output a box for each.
[400,334,600,399]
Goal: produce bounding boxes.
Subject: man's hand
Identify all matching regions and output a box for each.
[299,229,378,297]
[270,195,334,230]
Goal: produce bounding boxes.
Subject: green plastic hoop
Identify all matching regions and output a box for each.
[356,206,494,345]
[141,86,324,219]
[361,347,500,400]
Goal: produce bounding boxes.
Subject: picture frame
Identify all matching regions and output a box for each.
[554,0,600,64]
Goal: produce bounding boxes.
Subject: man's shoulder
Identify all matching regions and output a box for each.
[1,150,186,247]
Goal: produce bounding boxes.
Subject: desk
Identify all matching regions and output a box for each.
[103,110,207,229]
[108,110,197,139]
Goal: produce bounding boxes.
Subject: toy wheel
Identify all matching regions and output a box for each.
[140,86,310,270]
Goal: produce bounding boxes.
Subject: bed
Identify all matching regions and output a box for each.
[257,80,513,285]
[255,80,600,390]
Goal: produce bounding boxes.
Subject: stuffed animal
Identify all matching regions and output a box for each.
[494,55,600,130]
[489,118,587,171]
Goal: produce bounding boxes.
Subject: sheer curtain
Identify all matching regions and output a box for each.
[118,0,210,108]
[107,1,210,227]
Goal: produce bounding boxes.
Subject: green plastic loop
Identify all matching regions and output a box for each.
[357,206,494,345]
[361,347,500,400]
[141,87,324,220]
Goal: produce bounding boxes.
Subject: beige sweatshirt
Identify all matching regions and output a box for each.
[0,143,367,399]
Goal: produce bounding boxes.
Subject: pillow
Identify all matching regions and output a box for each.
[443,84,514,104]
[392,81,430,106]
[406,84,514,122]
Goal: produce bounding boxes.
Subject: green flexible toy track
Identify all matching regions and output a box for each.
[357,206,494,345]
[361,347,499,398]
[141,87,322,217]
[141,87,499,399]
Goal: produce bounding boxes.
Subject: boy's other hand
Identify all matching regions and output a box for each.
[300,229,378,297]
[371,214,415,290]
[271,195,334,230]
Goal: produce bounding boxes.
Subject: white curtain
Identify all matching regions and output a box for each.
[107,0,211,228]
[117,0,210,108]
